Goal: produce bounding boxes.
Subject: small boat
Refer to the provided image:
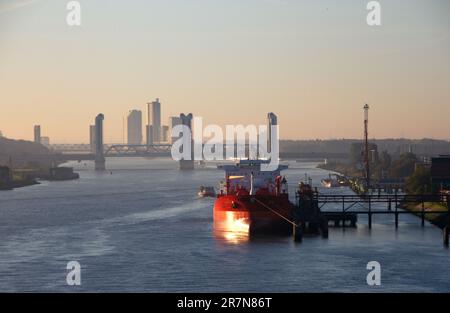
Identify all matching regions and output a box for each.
[321,174,342,188]
[198,186,216,198]
[321,178,340,188]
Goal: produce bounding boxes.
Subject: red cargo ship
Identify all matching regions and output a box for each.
[213,159,295,241]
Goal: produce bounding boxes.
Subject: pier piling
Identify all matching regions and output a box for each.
[421,201,425,227]
[293,223,303,243]
[444,226,449,247]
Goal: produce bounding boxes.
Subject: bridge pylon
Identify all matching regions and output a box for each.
[94,113,106,171]
[179,113,194,170]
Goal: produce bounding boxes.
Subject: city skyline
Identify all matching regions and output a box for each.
[3,100,450,144]
[0,0,449,143]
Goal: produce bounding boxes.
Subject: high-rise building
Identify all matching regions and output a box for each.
[169,116,182,144]
[40,136,50,147]
[147,98,161,143]
[34,125,41,144]
[146,125,153,145]
[127,110,143,145]
[162,125,169,143]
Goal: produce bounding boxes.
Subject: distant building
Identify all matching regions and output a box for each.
[431,156,450,192]
[0,166,11,189]
[89,125,96,153]
[147,98,161,143]
[34,125,41,144]
[0,130,3,137]
[162,125,169,143]
[41,136,50,147]
[146,125,154,145]
[350,142,378,165]
[127,110,143,145]
[169,116,182,144]
[370,147,379,164]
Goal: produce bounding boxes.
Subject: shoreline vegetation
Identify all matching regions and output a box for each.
[0,168,80,191]
[402,202,449,229]
[0,137,79,191]
[0,169,79,191]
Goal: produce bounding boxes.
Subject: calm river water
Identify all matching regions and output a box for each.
[0,158,449,292]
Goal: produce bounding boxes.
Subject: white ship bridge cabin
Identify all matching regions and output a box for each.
[218,160,288,197]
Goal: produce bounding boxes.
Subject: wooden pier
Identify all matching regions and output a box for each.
[294,183,449,245]
[315,194,448,230]
[294,186,449,245]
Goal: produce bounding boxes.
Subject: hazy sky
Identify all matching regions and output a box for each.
[0,0,449,143]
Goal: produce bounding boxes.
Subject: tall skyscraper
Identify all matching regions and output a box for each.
[34,125,41,144]
[127,110,143,145]
[147,98,161,143]
[146,125,153,146]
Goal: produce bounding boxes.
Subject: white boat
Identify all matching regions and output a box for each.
[198,186,216,198]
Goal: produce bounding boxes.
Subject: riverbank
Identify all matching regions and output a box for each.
[317,162,361,177]
[0,178,40,191]
[0,167,79,191]
[402,202,449,229]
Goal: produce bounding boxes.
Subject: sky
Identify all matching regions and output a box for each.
[0,0,449,143]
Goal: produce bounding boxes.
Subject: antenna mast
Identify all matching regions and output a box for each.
[363,104,370,189]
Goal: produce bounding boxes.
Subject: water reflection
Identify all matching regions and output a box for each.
[214,211,250,244]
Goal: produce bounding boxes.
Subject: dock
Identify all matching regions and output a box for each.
[293,184,449,245]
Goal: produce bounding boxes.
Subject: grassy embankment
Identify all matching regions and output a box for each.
[403,202,449,229]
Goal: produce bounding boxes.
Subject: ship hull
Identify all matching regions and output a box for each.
[213,194,294,236]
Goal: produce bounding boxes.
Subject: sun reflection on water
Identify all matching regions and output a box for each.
[215,211,250,244]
